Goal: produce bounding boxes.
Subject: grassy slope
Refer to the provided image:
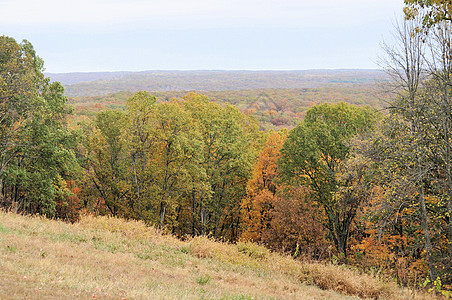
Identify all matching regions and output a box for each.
[0,211,430,299]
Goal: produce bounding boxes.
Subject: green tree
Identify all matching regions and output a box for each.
[0,36,78,217]
[376,17,452,282]
[80,110,128,216]
[123,91,157,220]
[423,23,452,279]
[0,36,43,196]
[182,92,261,239]
[152,100,204,229]
[124,92,204,229]
[279,102,376,256]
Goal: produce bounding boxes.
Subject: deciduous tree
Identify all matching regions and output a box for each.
[279,102,376,256]
[0,36,78,217]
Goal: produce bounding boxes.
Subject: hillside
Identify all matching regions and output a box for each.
[0,211,430,299]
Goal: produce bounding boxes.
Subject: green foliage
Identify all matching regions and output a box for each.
[4,24,452,294]
[78,91,260,238]
[366,18,452,285]
[80,109,128,216]
[0,36,79,218]
[279,102,377,255]
[421,277,451,298]
[181,92,262,239]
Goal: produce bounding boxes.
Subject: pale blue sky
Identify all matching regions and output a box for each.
[1,0,404,73]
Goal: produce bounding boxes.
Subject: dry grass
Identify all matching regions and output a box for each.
[0,211,434,299]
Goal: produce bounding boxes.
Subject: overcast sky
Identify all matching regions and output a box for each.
[1,0,404,73]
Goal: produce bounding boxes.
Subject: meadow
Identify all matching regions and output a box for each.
[0,211,432,299]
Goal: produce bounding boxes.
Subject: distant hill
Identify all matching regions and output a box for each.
[45,71,130,85]
[46,69,389,97]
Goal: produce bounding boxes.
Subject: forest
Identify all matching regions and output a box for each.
[2,1,452,296]
[51,69,387,97]
[68,85,388,132]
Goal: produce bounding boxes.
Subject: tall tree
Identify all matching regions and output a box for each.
[0,36,42,199]
[123,92,204,229]
[182,92,261,239]
[279,102,376,256]
[152,100,204,229]
[124,91,157,220]
[80,110,128,216]
[421,22,452,277]
[240,130,287,242]
[0,36,78,217]
[379,17,439,281]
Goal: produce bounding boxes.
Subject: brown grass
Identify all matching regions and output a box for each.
[0,211,434,299]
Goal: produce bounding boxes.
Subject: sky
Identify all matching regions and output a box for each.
[1,0,405,73]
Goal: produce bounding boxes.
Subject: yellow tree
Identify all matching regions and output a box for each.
[80,110,129,217]
[124,92,204,229]
[183,92,261,239]
[124,91,157,220]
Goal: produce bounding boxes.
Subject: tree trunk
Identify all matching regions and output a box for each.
[419,183,437,281]
[0,178,3,204]
[444,118,452,267]
[132,155,143,220]
[200,206,206,236]
[192,188,198,236]
[159,201,166,229]
[448,197,452,266]
[336,228,348,258]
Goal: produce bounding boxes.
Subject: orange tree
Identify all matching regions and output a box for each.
[240,130,287,242]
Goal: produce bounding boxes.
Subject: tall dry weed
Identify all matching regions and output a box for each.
[0,211,436,299]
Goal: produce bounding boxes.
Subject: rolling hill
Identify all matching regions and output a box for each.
[46,69,389,98]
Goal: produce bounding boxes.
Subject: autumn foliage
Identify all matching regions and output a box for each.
[239,131,327,258]
[3,30,452,296]
[240,131,286,243]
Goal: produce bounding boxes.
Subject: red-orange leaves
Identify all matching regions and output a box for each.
[240,131,287,242]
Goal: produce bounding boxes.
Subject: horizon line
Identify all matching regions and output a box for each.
[45,68,383,75]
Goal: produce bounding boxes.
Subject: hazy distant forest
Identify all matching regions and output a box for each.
[3,0,452,294]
